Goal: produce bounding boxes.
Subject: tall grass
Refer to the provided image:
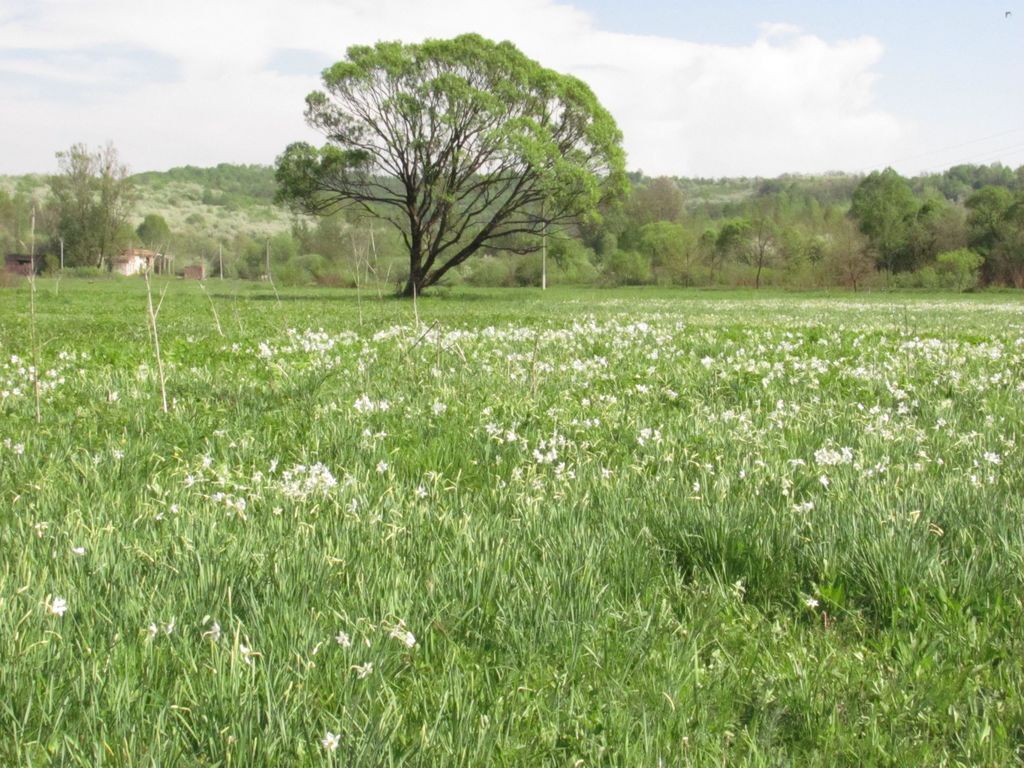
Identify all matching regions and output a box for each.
[1,280,1022,765]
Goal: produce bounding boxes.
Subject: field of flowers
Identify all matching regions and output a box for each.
[1,280,1023,766]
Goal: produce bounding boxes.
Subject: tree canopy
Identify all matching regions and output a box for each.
[850,168,919,274]
[49,143,135,268]
[136,213,172,248]
[275,34,626,296]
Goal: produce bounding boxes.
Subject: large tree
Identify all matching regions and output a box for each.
[967,187,1024,286]
[50,143,135,268]
[275,34,626,296]
[850,168,919,276]
[136,213,172,249]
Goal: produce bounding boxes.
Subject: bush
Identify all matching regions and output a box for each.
[273,253,329,286]
[936,248,983,292]
[603,250,652,285]
[465,256,515,287]
[892,267,940,290]
[315,271,356,288]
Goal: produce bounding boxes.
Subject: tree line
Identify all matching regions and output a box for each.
[572,164,1024,290]
[4,147,1022,292]
[4,34,1023,292]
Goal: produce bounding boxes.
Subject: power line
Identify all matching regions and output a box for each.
[892,127,1024,165]
[855,127,1024,175]
[916,140,1024,174]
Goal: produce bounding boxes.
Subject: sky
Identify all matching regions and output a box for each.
[1,0,1022,178]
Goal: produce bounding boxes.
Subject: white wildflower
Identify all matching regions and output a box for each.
[814,446,854,466]
[239,643,258,666]
[321,731,341,752]
[47,596,68,617]
[203,621,222,643]
[280,462,337,499]
[389,622,416,648]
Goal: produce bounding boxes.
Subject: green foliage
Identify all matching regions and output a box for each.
[935,248,984,292]
[1,285,1023,764]
[638,220,697,285]
[465,255,516,287]
[136,213,172,248]
[0,188,45,256]
[603,249,652,285]
[931,162,1020,202]
[966,187,1024,286]
[627,176,684,225]
[850,168,919,273]
[276,34,626,296]
[133,164,278,204]
[49,143,135,268]
[6,152,1024,291]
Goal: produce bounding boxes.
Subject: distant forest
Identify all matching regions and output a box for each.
[3,160,1022,291]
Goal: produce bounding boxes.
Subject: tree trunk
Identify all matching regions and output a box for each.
[402,264,427,297]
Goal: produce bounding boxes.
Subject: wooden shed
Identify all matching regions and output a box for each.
[183,263,207,280]
[4,253,42,276]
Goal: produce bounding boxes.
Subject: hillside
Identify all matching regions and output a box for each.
[3,160,1022,289]
[0,164,298,256]
[129,164,297,242]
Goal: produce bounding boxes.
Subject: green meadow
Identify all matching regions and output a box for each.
[2,280,1023,766]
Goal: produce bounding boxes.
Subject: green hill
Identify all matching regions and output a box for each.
[0,164,298,260]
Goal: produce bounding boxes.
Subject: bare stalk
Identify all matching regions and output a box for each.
[28,271,41,423]
[412,279,420,329]
[144,270,169,413]
[28,205,41,422]
[369,223,383,301]
[529,332,540,398]
[349,229,365,327]
[265,240,281,304]
[199,281,225,337]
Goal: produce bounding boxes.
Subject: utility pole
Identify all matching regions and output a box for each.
[219,243,224,279]
[60,238,64,270]
[265,239,271,281]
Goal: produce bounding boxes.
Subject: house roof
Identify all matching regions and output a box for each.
[113,247,161,264]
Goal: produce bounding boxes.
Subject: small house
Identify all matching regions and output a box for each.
[183,263,207,281]
[112,248,161,276]
[4,253,42,276]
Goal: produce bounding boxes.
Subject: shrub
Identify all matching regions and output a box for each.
[603,250,652,285]
[936,248,984,292]
[465,256,515,287]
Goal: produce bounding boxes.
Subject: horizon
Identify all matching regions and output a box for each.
[5,158,1022,185]
[2,1,1022,178]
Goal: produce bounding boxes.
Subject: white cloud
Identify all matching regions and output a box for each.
[0,0,909,176]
